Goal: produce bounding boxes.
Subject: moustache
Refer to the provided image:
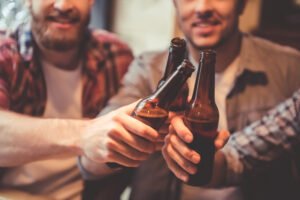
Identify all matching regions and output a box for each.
[45,9,80,24]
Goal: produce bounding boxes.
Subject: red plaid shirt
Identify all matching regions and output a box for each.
[0,27,133,118]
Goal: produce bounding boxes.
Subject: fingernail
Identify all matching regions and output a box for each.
[184,135,192,143]
[188,166,197,174]
[181,174,188,182]
[192,154,200,164]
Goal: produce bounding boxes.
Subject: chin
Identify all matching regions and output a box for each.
[192,40,219,49]
[189,34,220,49]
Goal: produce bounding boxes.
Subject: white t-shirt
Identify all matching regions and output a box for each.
[181,55,243,200]
[1,60,83,200]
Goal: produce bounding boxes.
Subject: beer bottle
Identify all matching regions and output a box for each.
[107,59,195,168]
[184,50,219,186]
[158,37,189,112]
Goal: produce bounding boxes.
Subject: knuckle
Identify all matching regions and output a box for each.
[183,150,190,158]
[166,145,173,154]
[182,162,190,170]
[139,127,149,137]
[106,140,116,150]
[102,151,110,160]
[170,134,176,143]
[112,113,120,122]
[106,152,114,160]
[129,151,140,160]
[108,126,120,137]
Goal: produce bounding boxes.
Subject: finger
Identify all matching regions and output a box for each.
[156,133,166,142]
[171,116,193,143]
[107,137,150,161]
[110,123,155,153]
[162,144,189,182]
[169,133,200,164]
[166,141,197,175]
[115,113,159,142]
[117,100,140,115]
[106,150,141,168]
[168,111,177,119]
[215,130,230,150]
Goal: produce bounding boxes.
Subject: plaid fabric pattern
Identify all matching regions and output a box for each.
[0,24,133,118]
[223,88,300,184]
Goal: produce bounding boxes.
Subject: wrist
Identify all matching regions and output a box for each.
[79,156,120,179]
[54,118,89,157]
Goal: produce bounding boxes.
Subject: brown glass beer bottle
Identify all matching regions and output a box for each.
[107,59,195,168]
[184,50,219,186]
[158,37,189,112]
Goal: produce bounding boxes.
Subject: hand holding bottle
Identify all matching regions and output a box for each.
[162,114,229,183]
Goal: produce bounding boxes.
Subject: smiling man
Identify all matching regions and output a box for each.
[0,0,156,199]
[96,0,300,199]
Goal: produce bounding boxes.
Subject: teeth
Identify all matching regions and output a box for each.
[198,23,210,27]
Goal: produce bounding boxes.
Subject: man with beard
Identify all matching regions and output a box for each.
[0,0,160,199]
[90,0,300,199]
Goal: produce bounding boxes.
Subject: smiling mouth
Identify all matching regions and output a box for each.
[192,20,219,27]
[46,16,78,25]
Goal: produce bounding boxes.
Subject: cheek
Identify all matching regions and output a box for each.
[215,4,238,27]
[176,2,195,21]
[214,1,238,20]
[30,2,47,19]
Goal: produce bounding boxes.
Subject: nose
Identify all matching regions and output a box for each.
[53,0,74,12]
[194,0,213,18]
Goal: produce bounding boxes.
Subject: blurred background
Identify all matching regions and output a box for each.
[1,0,300,55]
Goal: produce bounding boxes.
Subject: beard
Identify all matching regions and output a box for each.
[30,7,90,51]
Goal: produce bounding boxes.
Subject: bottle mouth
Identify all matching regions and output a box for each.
[199,49,216,63]
[178,59,195,75]
[171,37,186,48]
[200,49,216,55]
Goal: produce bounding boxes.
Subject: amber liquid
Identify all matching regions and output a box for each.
[169,84,189,112]
[184,117,218,186]
[132,108,168,130]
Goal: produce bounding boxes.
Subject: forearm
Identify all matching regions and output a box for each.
[0,110,87,166]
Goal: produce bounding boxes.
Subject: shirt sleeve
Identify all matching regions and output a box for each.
[222,88,300,185]
[100,52,164,115]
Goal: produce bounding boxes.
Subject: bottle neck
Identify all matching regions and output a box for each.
[161,38,186,81]
[191,51,216,104]
[154,60,194,109]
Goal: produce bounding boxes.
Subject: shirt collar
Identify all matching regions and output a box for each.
[16,21,33,62]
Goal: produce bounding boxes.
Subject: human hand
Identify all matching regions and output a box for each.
[162,115,229,182]
[81,102,160,170]
[154,111,179,151]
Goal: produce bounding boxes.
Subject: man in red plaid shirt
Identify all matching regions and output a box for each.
[0,0,159,199]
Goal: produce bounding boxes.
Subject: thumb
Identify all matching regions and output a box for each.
[117,100,141,115]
